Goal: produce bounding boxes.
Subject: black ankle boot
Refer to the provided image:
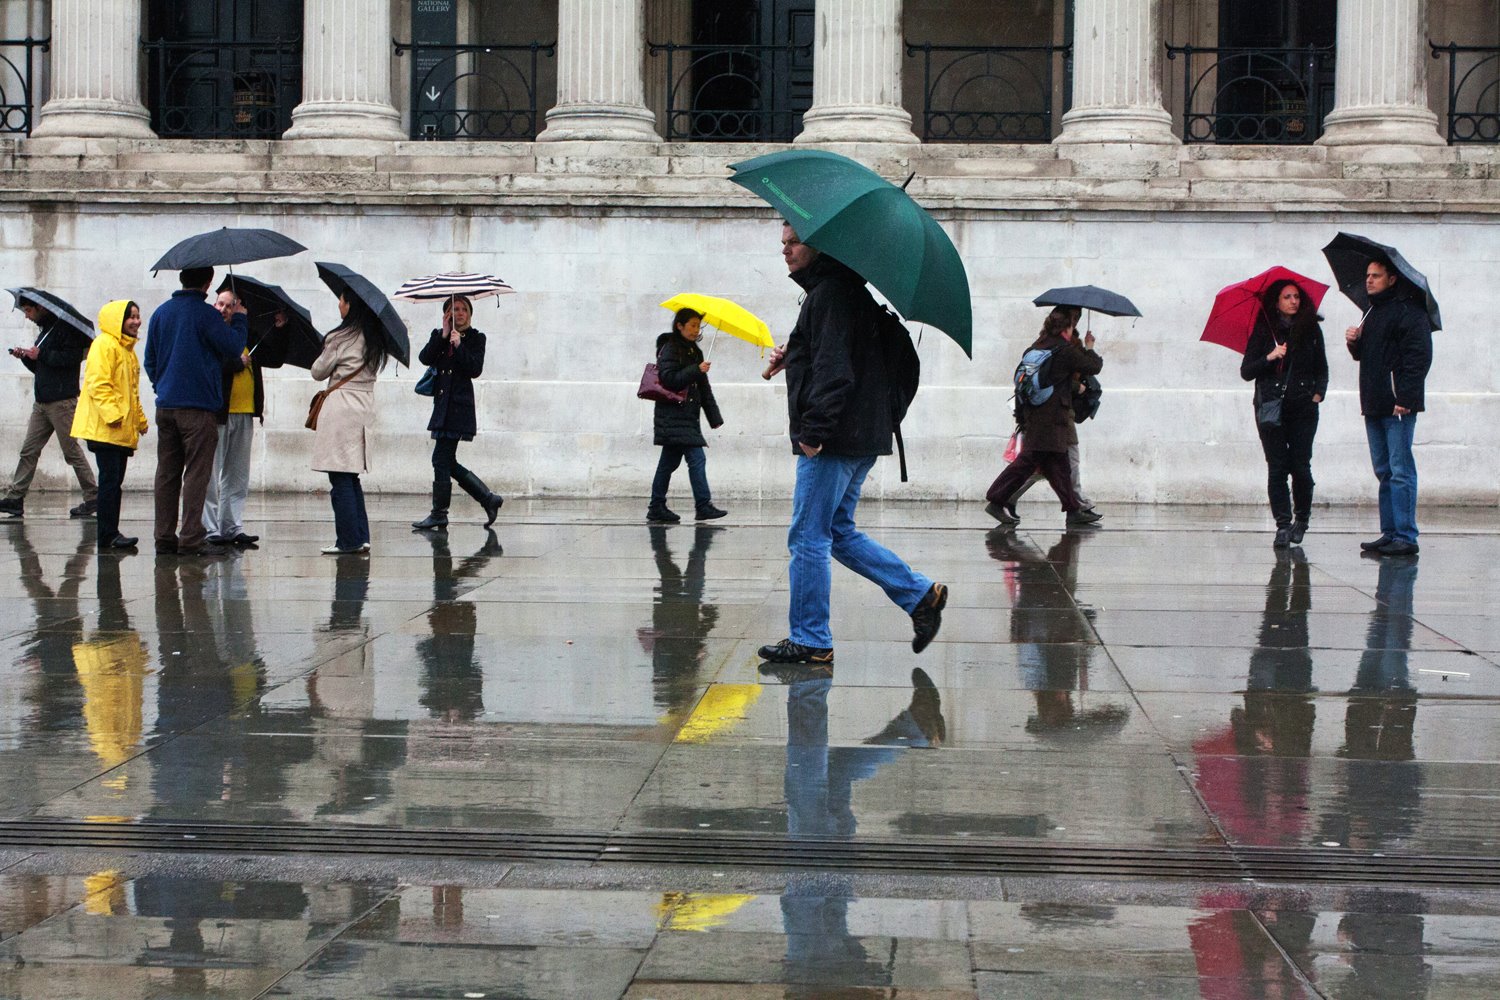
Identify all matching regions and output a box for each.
[454,469,503,526]
[1290,521,1308,545]
[412,480,451,531]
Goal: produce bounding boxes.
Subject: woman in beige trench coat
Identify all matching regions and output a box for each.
[311,292,388,554]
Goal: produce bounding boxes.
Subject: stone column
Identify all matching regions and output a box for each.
[31,0,155,138]
[538,0,659,142]
[796,0,917,144]
[1319,0,1444,147]
[1054,0,1177,148]
[284,0,404,141]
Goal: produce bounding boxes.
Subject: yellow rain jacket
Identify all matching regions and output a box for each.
[71,299,148,449]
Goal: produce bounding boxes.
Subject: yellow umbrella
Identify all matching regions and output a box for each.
[660,293,773,351]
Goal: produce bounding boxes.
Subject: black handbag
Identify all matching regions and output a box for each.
[1257,348,1292,429]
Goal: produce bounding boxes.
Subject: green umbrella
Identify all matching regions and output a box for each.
[729,149,972,357]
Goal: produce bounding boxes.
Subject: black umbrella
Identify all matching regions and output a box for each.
[151,227,307,272]
[5,286,95,339]
[1033,285,1142,318]
[1321,232,1442,331]
[217,275,323,369]
[315,261,410,367]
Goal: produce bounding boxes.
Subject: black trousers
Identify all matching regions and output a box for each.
[1257,404,1319,527]
[88,441,133,543]
[986,449,1080,512]
[430,436,473,488]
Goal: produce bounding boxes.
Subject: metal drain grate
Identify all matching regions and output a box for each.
[1,819,1495,889]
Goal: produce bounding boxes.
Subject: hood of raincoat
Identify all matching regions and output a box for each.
[96,300,138,349]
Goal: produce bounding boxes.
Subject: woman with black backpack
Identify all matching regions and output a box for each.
[1241,279,1328,548]
[648,307,726,523]
[985,306,1103,526]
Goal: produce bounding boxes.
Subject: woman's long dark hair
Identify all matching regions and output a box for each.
[1260,280,1321,351]
[1039,306,1080,339]
[338,294,389,373]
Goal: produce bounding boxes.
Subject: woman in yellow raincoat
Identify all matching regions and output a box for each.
[71,300,149,550]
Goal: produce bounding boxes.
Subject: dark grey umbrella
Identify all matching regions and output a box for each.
[1321,232,1442,331]
[217,275,323,369]
[315,261,410,367]
[151,227,307,272]
[5,286,95,339]
[1033,285,1142,318]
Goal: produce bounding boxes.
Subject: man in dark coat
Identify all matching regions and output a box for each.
[985,307,1104,525]
[757,224,947,666]
[143,266,248,555]
[0,302,98,517]
[1345,258,1433,556]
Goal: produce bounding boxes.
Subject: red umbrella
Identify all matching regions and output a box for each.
[1200,266,1330,354]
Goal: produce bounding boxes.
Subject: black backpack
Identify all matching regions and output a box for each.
[875,306,920,481]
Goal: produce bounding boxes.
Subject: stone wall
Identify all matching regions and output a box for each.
[0,137,1495,506]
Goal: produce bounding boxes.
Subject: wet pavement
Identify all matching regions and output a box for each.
[0,495,1496,997]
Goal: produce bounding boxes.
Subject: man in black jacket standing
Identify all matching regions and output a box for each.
[1346,258,1433,557]
[0,302,98,518]
[757,224,947,666]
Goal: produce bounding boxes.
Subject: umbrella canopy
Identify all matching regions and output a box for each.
[6,286,94,339]
[728,149,972,356]
[1322,232,1442,331]
[393,272,515,302]
[1032,285,1142,318]
[315,261,411,367]
[151,227,307,272]
[218,275,323,369]
[1200,266,1331,354]
[659,293,773,349]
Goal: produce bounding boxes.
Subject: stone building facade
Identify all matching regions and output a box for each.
[0,1,1496,505]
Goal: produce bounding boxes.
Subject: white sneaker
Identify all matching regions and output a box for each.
[321,544,362,555]
[360,542,371,552]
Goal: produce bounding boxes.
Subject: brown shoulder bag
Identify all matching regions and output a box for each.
[306,371,359,431]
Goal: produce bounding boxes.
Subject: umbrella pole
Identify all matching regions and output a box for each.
[704,328,719,360]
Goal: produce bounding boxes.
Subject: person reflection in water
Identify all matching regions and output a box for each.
[1194,548,1317,848]
[72,554,150,794]
[643,523,720,716]
[11,527,93,734]
[775,667,946,988]
[417,528,501,722]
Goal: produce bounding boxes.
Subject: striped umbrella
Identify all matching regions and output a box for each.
[392,272,515,303]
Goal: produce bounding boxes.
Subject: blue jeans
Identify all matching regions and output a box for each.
[1364,415,1419,544]
[328,472,370,549]
[787,454,932,648]
[651,444,710,509]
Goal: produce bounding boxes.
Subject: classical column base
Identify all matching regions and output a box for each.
[1054,106,1179,148]
[31,99,155,140]
[796,104,919,144]
[1317,107,1445,148]
[537,103,660,142]
[284,100,404,141]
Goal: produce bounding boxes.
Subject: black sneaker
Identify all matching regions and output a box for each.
[69,499,97,518]
[911,582,948,653]
[1289,522,1307,545]
[1360,535,1393,552]
[984,501,1019,525]
[1273,526,1292,549]
[0,497,22,518]
[646,505,681,524]
[1377,539,1420,556]
[1066,508,1103,527]
[695,505,728,521]
[757,638,834,664]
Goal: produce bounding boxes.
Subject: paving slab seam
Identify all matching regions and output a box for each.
[250,885,405,1000]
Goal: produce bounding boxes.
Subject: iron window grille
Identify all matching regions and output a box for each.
[144,37,301,139]
[905,43,1072,142]
[1430,42,1500,143]
[394,40,555,140]
[648,42,812,142]
[0,36,49,135]
[1166,44,1335,144]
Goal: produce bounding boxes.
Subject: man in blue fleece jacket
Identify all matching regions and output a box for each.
[144,266,247,554]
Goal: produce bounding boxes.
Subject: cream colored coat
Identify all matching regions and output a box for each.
[310,325,377,474]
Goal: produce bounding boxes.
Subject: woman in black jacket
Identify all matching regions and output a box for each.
[412,295,502,530]
[648,307,726,523]
[1240,279,1329,548]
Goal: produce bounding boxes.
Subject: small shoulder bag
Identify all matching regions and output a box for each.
[1256,342,1292,429]
[307,370,359,431]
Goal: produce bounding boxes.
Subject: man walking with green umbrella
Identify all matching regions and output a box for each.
[757,225,948,666]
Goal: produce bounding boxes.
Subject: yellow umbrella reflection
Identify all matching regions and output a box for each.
[660,294,774,350]
[655,891,755,932]
[672,683,762,743]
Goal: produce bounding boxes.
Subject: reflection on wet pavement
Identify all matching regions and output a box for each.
[0,498,1496,995]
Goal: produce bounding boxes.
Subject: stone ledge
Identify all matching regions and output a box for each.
[2,137,1500,214]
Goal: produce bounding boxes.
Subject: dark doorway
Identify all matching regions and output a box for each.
[1212,0,1336,142]
[660,0,812,140]
[147,0,303,138]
